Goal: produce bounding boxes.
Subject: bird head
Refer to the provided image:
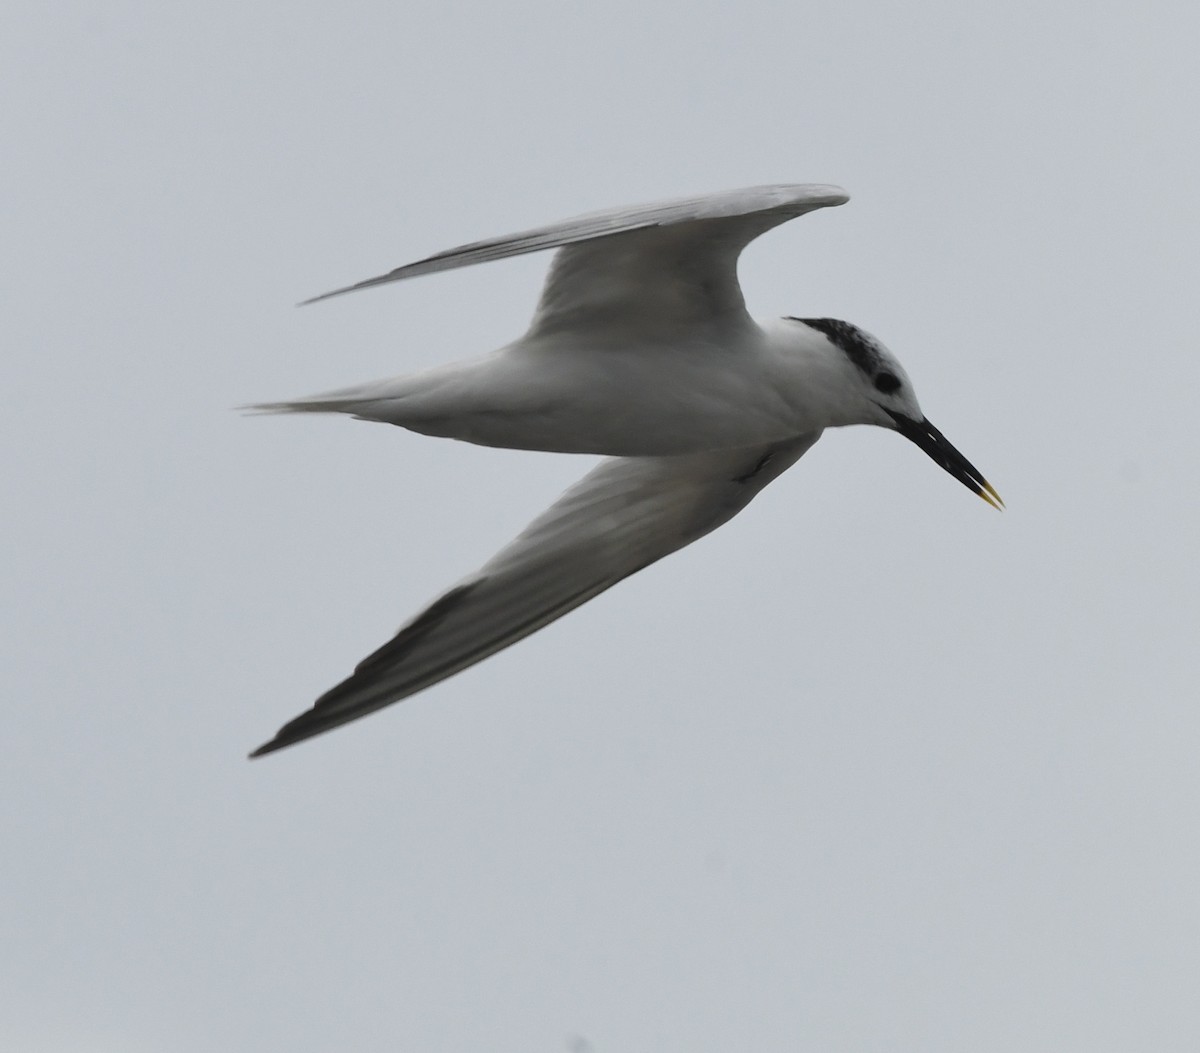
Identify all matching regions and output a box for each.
[791,317,1003,509]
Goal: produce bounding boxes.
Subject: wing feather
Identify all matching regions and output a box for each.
[250,433,820,756]
[300,184,848,306]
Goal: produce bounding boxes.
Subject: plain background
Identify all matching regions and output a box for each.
[4,1,1199,1050]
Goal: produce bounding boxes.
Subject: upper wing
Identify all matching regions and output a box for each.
[250,432,822,757]
[300,185,849,337]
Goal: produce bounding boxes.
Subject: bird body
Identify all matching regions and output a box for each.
[250,183,999,757]
[259,316,884,456]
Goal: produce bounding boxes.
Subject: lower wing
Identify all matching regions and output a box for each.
[250,434,821,757]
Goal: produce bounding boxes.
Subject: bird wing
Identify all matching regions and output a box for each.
[250,432,821,757]
[300,184,848,337]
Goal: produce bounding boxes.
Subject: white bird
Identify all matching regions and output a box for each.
[250,184,1000,757]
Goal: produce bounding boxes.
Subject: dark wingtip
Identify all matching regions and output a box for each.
[297,270,407,307]
[296,288,346,307]
[246,717,328,759]
[246,582,484,760]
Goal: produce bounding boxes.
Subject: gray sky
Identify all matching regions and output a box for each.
[4,1,1199,1049]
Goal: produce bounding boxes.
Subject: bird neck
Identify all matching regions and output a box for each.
[760,317,868,430]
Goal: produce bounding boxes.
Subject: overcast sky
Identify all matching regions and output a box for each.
[4,1,1199,1050]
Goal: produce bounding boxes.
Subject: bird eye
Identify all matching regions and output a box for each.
[874,372,901,394]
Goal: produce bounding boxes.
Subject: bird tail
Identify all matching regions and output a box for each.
[239,374,424,422]
[241,395,364,416]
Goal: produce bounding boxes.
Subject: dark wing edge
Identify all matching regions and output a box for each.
[298,184,849,305]
[249,434,821,757]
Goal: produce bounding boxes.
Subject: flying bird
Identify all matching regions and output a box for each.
[250,184,1000,757]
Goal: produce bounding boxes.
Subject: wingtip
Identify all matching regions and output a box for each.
[296,288,347,307]
[249,725,316,757]
[298,272,400,306]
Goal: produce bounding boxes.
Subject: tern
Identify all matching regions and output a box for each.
[250,184,1000,757]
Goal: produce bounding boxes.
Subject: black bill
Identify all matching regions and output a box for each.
[883,408,1003,510]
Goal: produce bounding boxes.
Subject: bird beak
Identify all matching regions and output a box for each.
[883,409,1003,510]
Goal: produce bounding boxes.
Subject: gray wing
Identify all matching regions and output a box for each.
[250,433,821,757]
[300,184,849,331]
